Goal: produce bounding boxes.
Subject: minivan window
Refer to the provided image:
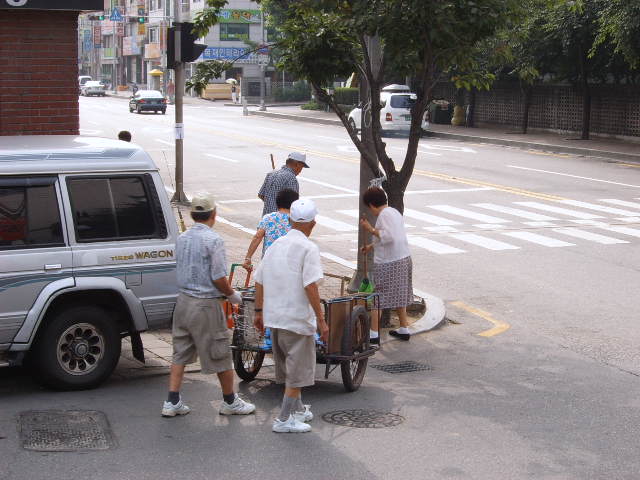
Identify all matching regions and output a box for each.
[67,175,165,242]
[390,95,415,109]
[0,177,64,250]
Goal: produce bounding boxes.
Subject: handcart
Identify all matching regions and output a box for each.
[224,264,379,392]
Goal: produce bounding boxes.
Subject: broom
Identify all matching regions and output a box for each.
[359,218,375,293]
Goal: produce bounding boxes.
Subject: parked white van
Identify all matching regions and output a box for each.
[0,136,178,390]
[348,84,429,133]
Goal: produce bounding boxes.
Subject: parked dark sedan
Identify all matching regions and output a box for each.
[129,90,167,114]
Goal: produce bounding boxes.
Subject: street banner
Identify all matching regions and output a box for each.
[117,22,124,36]
[217,9,261,23]
[93,25,101,48]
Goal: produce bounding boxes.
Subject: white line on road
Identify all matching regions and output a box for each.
[472,203,558,221]
[419,143,477,153]
[298,176,358,193]
[449,233,519,251]
[615,217,640,223]
[559,199,639,216]
[155,139,174,147]
[428,205,510,223]
[404,208,461,226]
[315,215,357,232]
[599,199,640,210]
[502,231,574,247]
[205,153,239,163]
[391,146,441,156]
[320,252,356,269]
[507,165,640,188]
[523,221,558,228]
[596,225,640,238]
[514,201,602,219]
[408,235,465,254]
[338,209,416,228]
[552,227,628,245]
[315,135,349,142]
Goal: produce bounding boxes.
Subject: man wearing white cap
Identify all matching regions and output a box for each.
[258,152,309,216]
[162,193,256,418]
[253,198,329,433]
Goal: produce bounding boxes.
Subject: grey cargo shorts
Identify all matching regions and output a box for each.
[172,293,232,374]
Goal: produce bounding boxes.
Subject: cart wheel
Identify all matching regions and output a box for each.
[233,349,265,382]
[340,306,371,392]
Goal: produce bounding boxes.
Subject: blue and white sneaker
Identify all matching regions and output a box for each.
[161,399,191,417]
[293,405,313,423]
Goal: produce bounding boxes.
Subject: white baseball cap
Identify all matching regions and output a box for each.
[190,192,217,212]
[288,151,309,168]
[289,198,317,222]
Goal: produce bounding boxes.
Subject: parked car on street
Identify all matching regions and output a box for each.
[0,136,179,390]
[129,90,167,114]
[78,75,92,87]
[348,84,429,133]
[80,80,106,97]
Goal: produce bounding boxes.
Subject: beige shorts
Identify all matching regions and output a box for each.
[172,293,232,374]
[271,328,316,388]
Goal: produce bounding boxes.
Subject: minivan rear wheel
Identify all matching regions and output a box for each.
[31,306,121,390]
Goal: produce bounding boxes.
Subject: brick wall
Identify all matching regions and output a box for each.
[431,82,640,138]
[0,10,79,136]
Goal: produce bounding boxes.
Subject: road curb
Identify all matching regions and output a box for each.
[250,109,640,163]
[424,131,640,163]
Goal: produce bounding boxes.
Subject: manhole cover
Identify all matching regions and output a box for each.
[372,361,431,373]
[322,409,404,428]
[20,410,116,451]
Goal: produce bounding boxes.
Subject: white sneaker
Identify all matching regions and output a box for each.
[161,399,191,417]
[293,405,313,423]
[219,395,256,415]
[272,414,312,433]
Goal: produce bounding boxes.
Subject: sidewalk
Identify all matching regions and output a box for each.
[250,105,640,163]
[117,206,446,376]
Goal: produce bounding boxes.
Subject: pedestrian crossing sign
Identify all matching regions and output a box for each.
[110,7,123,22]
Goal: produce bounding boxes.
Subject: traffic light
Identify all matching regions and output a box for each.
[88,13,105,21]
[167,23,207,69]
[137,16,145,24]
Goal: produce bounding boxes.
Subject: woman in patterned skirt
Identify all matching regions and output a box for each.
[242,188,299,270]
[360,186,413,342]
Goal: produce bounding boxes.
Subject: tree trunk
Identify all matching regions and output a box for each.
[384,177,405,215]
[581,80,591,140]
[522,84,532,134]
[467,88,476,127]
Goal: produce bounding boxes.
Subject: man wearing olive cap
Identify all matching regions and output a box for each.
[162,193,256,418]
[258,152,309,216]
[254,198,329,433]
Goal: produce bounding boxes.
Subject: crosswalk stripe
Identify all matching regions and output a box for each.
[502,231,574,247]
[523,221,558,227]
[449,233,519,250]
[404,208,461,226]
[337,209,416,228]
[315,215,356,232]
[552,228,628,245]
[559,199,639,216]
[408,235,465,254]
[423,226,460,233]
[514,201,602,219]
[596,225,640,238]
[472,203,558,221]
[600,199,640,210]
[427,205,510,223]
[615,217,640,223]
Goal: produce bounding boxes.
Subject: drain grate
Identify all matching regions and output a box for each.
[322,409,404,428]
[371,361,431,374]
[20,410,116,452]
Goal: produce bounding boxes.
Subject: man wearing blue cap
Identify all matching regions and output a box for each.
[258,152,309,216]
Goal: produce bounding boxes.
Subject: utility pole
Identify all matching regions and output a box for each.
[171,0,188,204]
[258,7,266,111]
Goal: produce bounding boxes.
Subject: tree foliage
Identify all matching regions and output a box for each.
[261,0,522,212]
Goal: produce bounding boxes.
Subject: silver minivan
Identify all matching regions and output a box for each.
[0,136,178,389]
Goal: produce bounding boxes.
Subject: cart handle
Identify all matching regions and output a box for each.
[229,263,252,288]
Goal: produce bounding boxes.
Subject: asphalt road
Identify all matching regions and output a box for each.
[1,95,638,479]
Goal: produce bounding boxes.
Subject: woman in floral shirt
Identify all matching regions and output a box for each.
[242,189,299,270]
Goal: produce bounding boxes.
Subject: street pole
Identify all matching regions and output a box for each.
[258,7,266,111]
[349,35,381,293]
[171,0,188,204]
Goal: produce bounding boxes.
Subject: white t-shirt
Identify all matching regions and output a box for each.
[254,229,324,335]
[372,207,411,264]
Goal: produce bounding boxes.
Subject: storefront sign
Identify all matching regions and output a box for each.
[92,25,101,47]
[144,42,161,59]
[123,36,140,56]
[202,47,259,63]
[1,0,103,10]
[217,9,261,24]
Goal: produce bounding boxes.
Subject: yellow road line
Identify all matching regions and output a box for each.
[215,130,567,202]
[450,301,511,337]
[615,162,640,169]
[526,150,572,158]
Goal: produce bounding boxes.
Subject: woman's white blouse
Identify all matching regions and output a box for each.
[372,207,411,264]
